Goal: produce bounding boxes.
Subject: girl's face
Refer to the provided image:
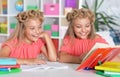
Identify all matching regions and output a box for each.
[73,17,91,39]
[24,19,42,43]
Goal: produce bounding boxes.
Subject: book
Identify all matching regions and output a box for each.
[95,70,120,77]
[95,62,120,72]
[0,58,17,65]
[76,43,120,71]
[0,64,20,68]
[21,62,69,71]
[82,43,111,61]
[104,71,120,75]
[0,68,21,74]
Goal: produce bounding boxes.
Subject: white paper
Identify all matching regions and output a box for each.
[21,62,69,71]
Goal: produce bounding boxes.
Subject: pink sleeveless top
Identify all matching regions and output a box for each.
[2,39,44,58]
[60,36,108,56]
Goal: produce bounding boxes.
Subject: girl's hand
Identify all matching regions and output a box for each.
[79,52,88,61]
[18,58,46,65]
[39,31,57,62]
[39,31,49,39]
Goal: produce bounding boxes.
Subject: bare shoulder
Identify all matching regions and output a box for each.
[0,45,11,52]
[95,34,101,39]
[0,45,11,57]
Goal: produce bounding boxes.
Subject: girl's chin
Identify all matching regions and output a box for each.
[33,38,39,41]
[78,36,87,39]
[33,39,39,42]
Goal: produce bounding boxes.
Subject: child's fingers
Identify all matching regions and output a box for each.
[79,52,88,59]
[79,54,85,59]
[36,60,47,64]
[34,58,46,64]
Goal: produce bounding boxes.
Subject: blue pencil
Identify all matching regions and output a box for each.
[0,68,11,72]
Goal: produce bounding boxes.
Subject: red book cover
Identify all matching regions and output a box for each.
[0,64,20,68]
[76,47,120,71]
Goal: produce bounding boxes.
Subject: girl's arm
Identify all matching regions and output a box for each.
[17,58,46,65]
[40,32,57,62]
[0,46,10,57]
[59,52,82,64]
[0,46,46,65]
[59,51,88,64]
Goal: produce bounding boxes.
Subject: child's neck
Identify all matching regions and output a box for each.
[23,38,33,44]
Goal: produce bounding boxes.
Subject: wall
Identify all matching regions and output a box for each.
[82,0,120,29]
[82,0,120,45]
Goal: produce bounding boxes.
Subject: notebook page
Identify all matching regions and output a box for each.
[21,62,69,71]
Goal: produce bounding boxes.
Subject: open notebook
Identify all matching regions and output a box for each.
[76,43,120,71]
[21,62,69,71]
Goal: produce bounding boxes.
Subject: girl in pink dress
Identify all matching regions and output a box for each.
[59,8,108,63]
[0,10,57,64]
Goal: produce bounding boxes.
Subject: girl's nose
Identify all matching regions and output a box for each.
[39,29,43,33]
[36,30,39,34]
[81,28,86,32]
[36,29,41,34]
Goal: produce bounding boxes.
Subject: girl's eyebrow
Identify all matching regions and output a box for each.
[39,23,42,26]
[27,26,34,27]
[75,24,81,26]
[39,24,42,26]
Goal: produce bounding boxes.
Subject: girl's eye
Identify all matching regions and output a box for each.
[76,26,80,28]
[86,24,90,27]
[30,27,35,30]
[76,25,81,28]
[39,26,42,29]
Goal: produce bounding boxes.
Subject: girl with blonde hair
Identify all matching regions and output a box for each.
[59,8,108,63]
[0,10,57,64]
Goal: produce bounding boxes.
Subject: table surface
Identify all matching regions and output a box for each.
[1,63,103,77]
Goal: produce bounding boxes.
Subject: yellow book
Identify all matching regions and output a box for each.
[95,62,120,72]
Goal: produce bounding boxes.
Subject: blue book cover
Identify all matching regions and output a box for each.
[0,58,17,65]
[0,68,21,74]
